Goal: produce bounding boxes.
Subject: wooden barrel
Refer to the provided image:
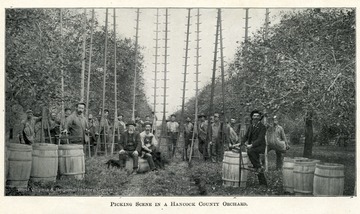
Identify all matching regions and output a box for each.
[125,156,134,171]
[293,159,320,195]
[30,143,58,182]
[283,157,308,193]
[222,151,249,188]
[313,163,344,196]
[137,158,150,173]
[6,143,32,189]
[58,145,85,180]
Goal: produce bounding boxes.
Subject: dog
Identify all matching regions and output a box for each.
[152,151,164,169]
[105,159,121,169]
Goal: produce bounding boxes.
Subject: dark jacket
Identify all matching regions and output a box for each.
[119,131,142,152]
[243,121,266,149]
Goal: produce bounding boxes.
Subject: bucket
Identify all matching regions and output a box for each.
[313,163,344,196]
[293,159,320,195]
[222,151,249,188]
[58,144,85,180]
[30,143,58,182]
[6,143,32,189]
[137,158,150,173]
[282,157,308,193]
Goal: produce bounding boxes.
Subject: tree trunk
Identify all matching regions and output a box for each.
[303,111,313,158]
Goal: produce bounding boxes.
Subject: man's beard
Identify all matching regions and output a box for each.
[77,110,83,115]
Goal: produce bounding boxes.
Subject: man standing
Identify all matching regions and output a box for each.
[144,115,152,124]
[100,109,111,146]
[21,109,42,145]
[267,115,290,170]
[119,121,142,174]
[244,110,266,171]
[183,116,194,161]
[209,116,214,125]
[63,102,89,144]
[243,110,267,186]
[197,114,209,160]
[114,114,126,145]
[208,112,225,163]
[151,111,158,134]
[167,114,179,158]
[139,123,158,171]
[88,114,99,155]
[46,111,60,144]
[135,115,144,133]
[230,118,241,135]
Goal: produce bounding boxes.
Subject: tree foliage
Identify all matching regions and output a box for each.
[182,9,355,154]
[6,9,151,135]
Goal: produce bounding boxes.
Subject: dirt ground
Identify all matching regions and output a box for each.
[5,144,356,197]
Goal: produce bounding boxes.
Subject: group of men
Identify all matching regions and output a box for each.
[20,102,161,174]
[166,110,290,174]
[20,101,290,179]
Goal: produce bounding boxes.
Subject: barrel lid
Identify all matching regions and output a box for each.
[7,143,32,150]
[294,159,320,165]
[59,144,84,149]
[32,143,58,150]
[316,162,345,169]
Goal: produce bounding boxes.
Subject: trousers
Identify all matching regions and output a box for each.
[247,146,265,169]
[198,138,209,160]
[142,153,156,170]
[119,150,138,169]
[260,147,284,170]
[209,141,223,162]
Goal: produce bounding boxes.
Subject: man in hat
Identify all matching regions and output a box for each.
[21,109,42,145]
[167,114,179,158]
[139,122,158,171]
[243,110,267,186]
[197,114,209,160]
[183,116,194,161]
[118,121,142,174]
[63,102,89,144]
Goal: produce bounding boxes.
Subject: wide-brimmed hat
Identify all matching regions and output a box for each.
[143,122,153,127]
[77,102,86,107]
[126,120,136,126]
[250,110,264,120]
[26,109,33,114]
[198,114,206,118]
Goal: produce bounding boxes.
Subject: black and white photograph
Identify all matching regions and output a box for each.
[2,0,358,213]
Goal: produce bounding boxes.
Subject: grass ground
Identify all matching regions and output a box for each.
[5,143,356,196]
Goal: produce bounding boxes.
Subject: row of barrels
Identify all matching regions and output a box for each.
[283,157,344,196]
[6,143,85,189]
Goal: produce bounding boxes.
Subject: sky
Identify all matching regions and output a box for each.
[93,8,290,120]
